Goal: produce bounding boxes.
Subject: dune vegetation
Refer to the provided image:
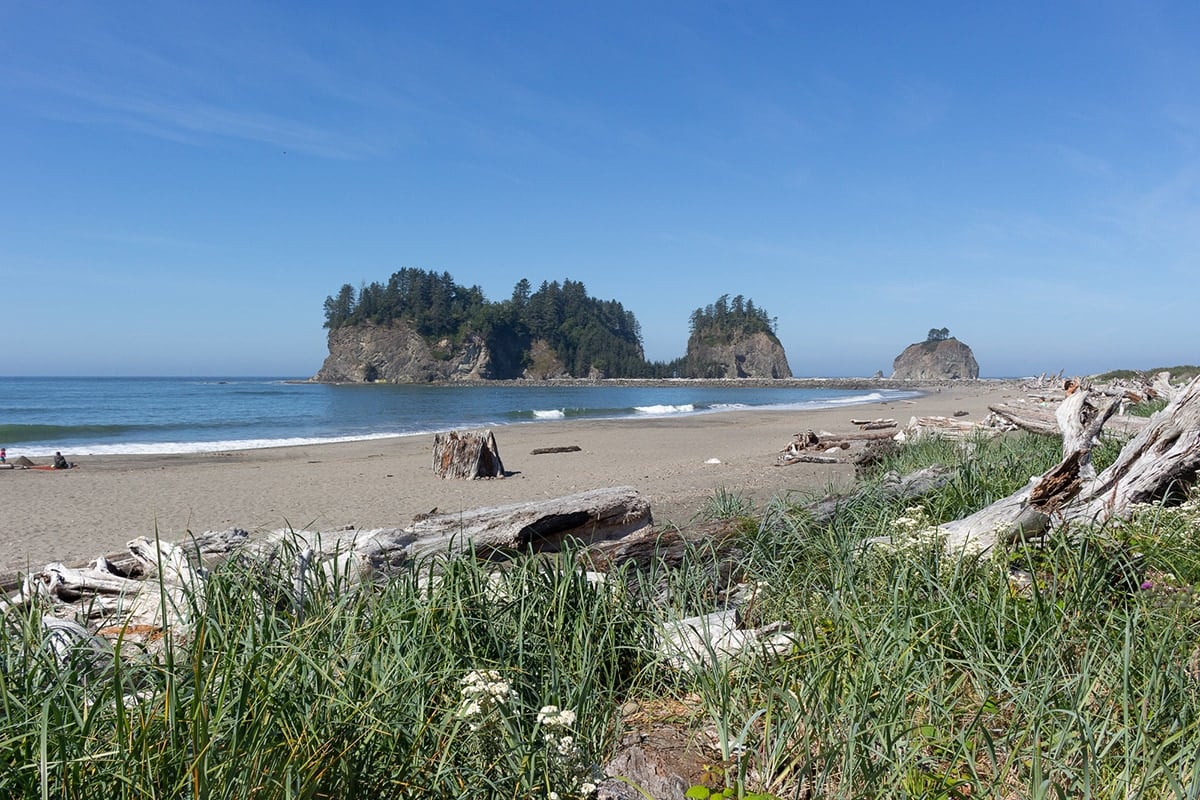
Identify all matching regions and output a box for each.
[3,428,1200,799]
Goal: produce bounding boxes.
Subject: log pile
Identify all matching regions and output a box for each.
[937,375,1200,556]
[778,426,897,465]
[898,412,1016,441]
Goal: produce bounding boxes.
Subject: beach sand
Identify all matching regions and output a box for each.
[0,381,1027,576]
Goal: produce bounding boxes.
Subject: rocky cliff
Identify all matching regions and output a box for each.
[684,330,792,379]
[891,338,979,380]
[313,322,495,383]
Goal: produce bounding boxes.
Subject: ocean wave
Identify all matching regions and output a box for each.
[532,409,566,419]
[14,431,429,458]
[633,404,696,415]
[0,422,136,445]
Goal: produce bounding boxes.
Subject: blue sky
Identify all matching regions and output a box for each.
[2,2,1197,378]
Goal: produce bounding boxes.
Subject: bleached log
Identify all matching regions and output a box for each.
[940,377,1200,555]
[902,415,1011,441]
[987,404,1060,436]
[780,454,840,465]
[249,486,653,570]
[40,618,113,677]
[989,402,1148,438]
[656,609,795,671]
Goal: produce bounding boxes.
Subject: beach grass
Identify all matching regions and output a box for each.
[3,432,1200,798]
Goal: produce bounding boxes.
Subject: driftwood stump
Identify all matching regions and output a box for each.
[432,429,505,479]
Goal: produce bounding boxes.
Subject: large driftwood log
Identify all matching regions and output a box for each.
[940,376,1200,555]
[432,429,505,479]
[238,486,653,570]
[989,401,1148,438]
[901,414,1015,441]
[4,488,651,634]
[6,538,206,645]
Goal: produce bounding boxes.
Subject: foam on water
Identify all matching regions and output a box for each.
[0,377,923,457]
[17,431,430,458]
[633,404,696,415]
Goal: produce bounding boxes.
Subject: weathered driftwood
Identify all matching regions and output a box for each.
[432,429,505,479]
[5,488,653,646]
[599,723,722,800]
[901,414,1015,441]
[5,538,206,646]
[530,445,582,455]
[655,608,795,671]
[779,428,895,464]
[939,376,1200,555]
[235,486,654,572]
[1149,370,1179,402]
[781,454,840,465]
[989,401,1147,438]
[583,519,744,596]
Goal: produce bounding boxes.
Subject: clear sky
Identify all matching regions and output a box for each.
[2,2,1197,378]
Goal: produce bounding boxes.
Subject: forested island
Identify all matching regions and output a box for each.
[315,268,791,382]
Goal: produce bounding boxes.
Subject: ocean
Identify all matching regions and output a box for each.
[0,377,919,458]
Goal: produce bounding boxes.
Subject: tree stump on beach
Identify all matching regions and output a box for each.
[432,429,505,479]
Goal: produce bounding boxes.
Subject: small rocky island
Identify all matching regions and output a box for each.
[891,328,979,380]
[312,268,791,382]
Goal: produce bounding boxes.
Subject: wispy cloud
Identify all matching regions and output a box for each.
[5,63,383,159]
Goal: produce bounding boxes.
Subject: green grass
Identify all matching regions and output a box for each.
[3,432,1200,798]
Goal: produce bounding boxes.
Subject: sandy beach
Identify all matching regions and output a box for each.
[0,380,1026,576]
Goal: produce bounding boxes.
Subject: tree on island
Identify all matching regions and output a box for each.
[322,268,647,378]
[926,327,951,342]
[322,271,786,380]
[688,294,778,343]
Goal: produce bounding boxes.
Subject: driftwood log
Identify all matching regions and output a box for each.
[4,537,206,648]
[184,486,655,571]
[939,375,1200,555]
[3,487,653,638]
[432,429,505,479]
[988,402,1148,438]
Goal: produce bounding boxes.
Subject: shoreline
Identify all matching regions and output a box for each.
[0,380,1026,576]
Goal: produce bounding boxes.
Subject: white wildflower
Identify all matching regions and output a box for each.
[458,669,516,729]
[537,705,577,729]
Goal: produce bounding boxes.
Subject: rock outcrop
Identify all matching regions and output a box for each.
[521,339,571,380]
[891,337,979,380]
[313,322,494,383]
[683,330,792,379]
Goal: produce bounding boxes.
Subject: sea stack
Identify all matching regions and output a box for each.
[891,331,979,380]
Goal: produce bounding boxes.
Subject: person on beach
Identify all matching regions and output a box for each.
[52,451,69,469]
[0,447,5,463]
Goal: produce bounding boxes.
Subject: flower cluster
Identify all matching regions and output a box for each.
[538,705,596,797]
[891,505,942,549]
[539,704,579,758]
[458,669,516,731]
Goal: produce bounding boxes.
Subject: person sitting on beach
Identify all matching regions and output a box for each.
[53,451,69,469]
